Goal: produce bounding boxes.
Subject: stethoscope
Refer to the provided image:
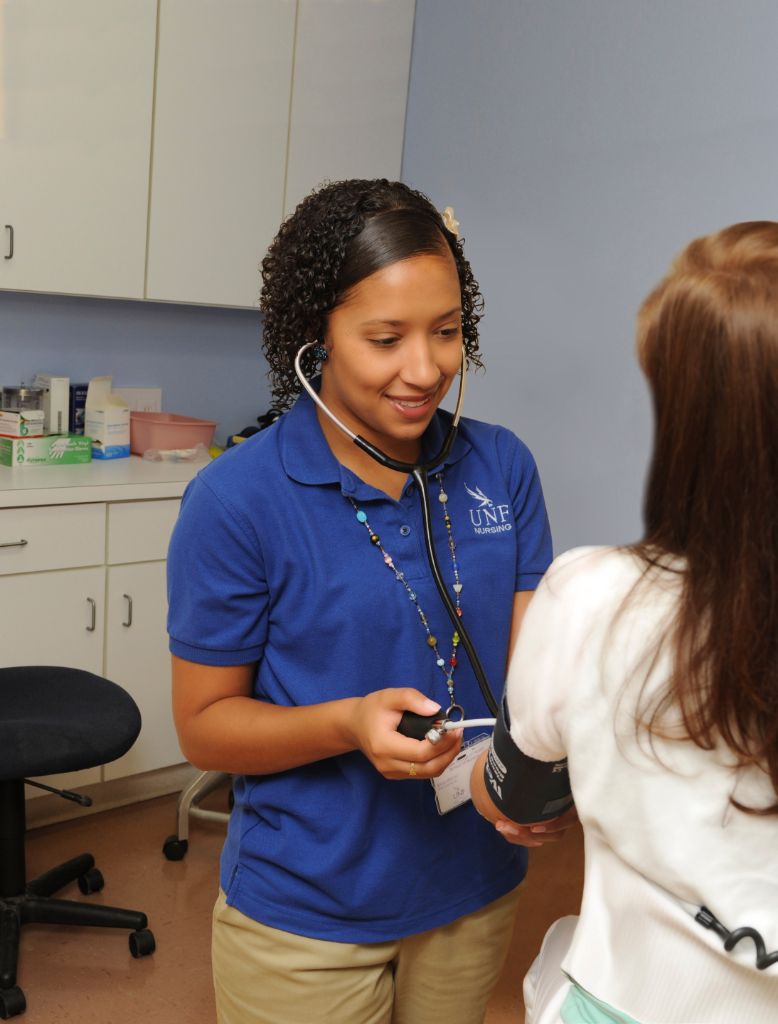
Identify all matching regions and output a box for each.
[645,875,778,971]
[294,341,778,971]
[294,340,499,731]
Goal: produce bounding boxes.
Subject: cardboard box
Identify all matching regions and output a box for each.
[0,434,93,467]
[32,373,70,435]
[84,376,130,460]
[69,382,89,435]
[0,409,46,438]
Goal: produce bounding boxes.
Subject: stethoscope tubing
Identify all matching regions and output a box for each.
[442,719,495,730]
[294,342,499,717]
[643,870,778,970]
[294,341,467,473]
[412,464,498,716]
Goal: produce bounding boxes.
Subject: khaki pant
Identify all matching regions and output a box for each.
[212,886,520,1024]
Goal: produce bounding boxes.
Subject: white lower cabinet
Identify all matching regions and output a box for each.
[102,498,183,779]
[103,560,181,779]
[0,495,184,798]
[0,565,105,795]
[0,566,105,672]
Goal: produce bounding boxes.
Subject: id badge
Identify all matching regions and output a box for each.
[431,733,490,815]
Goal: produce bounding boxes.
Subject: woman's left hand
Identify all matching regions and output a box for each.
[469,750,579,847]
[491,804,579,848]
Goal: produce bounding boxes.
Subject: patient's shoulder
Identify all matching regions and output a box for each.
[541,546,645,607]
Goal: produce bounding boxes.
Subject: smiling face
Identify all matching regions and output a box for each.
[319,250,463,463]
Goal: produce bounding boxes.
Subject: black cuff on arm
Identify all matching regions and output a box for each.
[483,700,573,824]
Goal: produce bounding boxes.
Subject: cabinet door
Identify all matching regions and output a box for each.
[0,567,104,672]
[103,562,183,779]
[0,567,105,794]
[283,0,416,215]
[145,0,296,307]
[107,498,180,565]
[0,0,156,298]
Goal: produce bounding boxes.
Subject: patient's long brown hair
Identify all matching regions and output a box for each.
[634,221,778,813]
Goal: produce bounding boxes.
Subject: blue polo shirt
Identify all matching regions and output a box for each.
[167,391,552,942]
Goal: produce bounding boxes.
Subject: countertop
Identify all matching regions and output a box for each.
[0,455,204,508]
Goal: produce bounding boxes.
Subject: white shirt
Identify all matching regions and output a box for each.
[507,546,778,1024]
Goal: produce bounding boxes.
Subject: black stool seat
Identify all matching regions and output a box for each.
[0,666,141,780]
[0,665,154,1019]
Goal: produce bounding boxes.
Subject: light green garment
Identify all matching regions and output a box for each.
[561,980,640,1024]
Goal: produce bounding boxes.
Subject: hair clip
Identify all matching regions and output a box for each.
[442,206,460,238]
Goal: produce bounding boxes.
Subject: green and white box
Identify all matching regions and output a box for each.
[0,409,46,437]
[0,434,93,467]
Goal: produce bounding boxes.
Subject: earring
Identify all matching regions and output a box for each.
[313,344,328,362]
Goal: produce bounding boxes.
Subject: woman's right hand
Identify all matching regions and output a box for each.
[173,657,462,777]
[348,687,462,780]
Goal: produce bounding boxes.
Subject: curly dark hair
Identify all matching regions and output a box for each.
[260,179,485,410]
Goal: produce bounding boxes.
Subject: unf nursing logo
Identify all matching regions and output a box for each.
[465,484,512,534]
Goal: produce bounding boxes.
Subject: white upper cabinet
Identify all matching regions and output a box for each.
[0,0,157,298]
[283,0,416,217]
[0,0,415,306]
[145,0,296,308]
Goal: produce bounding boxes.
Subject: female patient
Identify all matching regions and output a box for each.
[474,221,778,1023]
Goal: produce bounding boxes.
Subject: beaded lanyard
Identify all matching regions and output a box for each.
[349,472,464,716]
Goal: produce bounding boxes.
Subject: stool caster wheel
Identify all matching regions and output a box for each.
[129,928,156,958]
[162,834,188,861]
[78,866,105,895]
[0,985,26,1019]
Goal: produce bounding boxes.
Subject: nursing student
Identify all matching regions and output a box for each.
[166,179,571,1024]
[473,221,778,1023]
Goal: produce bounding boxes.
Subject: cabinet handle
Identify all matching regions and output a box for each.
[122,593,133,628]
[0,538,27,548]
[4,225,13,260]
[86,597,96,632]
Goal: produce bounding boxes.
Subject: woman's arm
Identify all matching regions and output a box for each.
[455,587,573,846]
[471,565,583,846]
[172,655,463,778]
[470,749,578,847]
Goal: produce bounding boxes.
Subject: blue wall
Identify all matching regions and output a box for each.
[0,291,269,446]
[4,1,778,547]
[402,0,778,552]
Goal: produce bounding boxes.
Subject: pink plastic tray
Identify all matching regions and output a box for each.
[130,412,217,455]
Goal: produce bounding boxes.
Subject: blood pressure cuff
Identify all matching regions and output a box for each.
[484,699,573,823]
